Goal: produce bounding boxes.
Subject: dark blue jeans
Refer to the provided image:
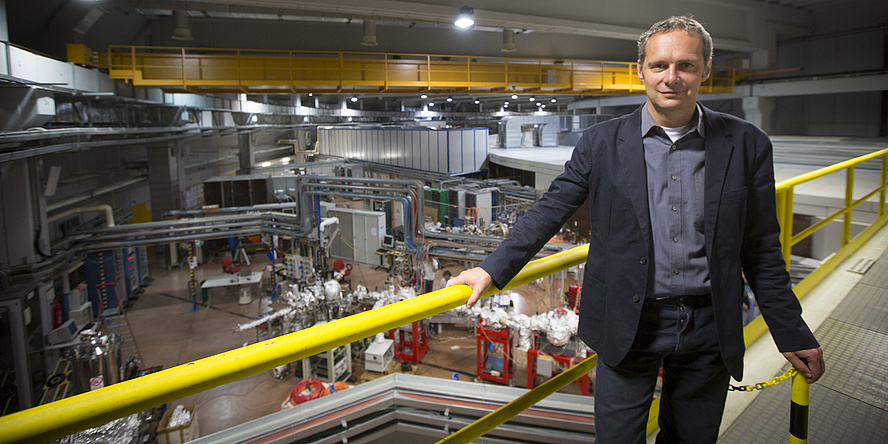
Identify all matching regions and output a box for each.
[594,296,730,443]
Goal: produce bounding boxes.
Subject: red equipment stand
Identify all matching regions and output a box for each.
[476,322,514,385]
[526,332,592,395]
[388,321,429,364]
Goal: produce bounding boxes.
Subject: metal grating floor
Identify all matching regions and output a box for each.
[720,248,888,443]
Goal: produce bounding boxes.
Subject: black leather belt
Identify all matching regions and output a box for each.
[648,294,712,308]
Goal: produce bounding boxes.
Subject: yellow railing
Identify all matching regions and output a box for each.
[0,246,589,444]
[3,149,887,443]
[67,43,738,96]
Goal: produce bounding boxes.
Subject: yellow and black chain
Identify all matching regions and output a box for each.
[728,367,797,392]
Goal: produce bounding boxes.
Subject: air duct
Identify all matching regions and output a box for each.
[171,10,193,41]
[502,29,516,52]
[361,19,378,46]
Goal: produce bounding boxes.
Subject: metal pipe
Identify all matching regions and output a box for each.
[45,176,147,212]
[47,204,115,227]
[0,244,590,444]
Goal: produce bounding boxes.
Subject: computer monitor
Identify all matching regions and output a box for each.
[382,234,395,249]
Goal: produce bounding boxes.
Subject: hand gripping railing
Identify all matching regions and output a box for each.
[0,245,589,444]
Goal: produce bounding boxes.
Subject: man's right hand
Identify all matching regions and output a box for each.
[446,267,494,309]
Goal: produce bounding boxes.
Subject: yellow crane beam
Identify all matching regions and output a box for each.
[68,44,738,96]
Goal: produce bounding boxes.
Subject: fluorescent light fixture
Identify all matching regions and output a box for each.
[551,98,557,103]
[420,94,428,99]
[281,157,291,163]
[474,100,480,104]
[511,94,518,99]
[454,6,474,28]
[529,96,535,102]
[429,102,435,106]
[446,97,453,102]
[350,96,358,102]
[261,161,271,167]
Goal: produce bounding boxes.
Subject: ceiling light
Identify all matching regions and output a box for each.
[446,97,453,102]
[281,157,291,163]
[503,103,509,108]
[536,102,541,106]
[551,98,557,103]
[454,6,474,29]
[504,101,509,105]
[511,94,518,99]
[474,100,480,104]
[308,92,313,97]
[420,94,428,99]
[261,161,271,167]
[350,96,358,102]
[541,104,546,108]
[429,102,435,106]
[529,96,535,102]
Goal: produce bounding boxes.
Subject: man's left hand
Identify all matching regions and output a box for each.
[782,347,824,384]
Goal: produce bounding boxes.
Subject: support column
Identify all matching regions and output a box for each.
[742,96,776,133]
[146,140,184,220]
[237,131,255,175]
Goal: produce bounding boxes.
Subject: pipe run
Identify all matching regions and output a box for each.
[47,204,115,227]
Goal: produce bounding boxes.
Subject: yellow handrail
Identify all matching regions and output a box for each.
[0,245,589,444]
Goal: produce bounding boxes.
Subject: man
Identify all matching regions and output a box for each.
[448,16,824,443]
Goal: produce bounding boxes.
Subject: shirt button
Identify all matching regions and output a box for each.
[640,257,647,265]
[672,205,678,212]
[673,237,679,243]
[671,146,677,151]
[673,268,680,275]
[671,175,677,181]
[632,294,640,303]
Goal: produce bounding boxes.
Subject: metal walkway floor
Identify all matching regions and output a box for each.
[720,226,888,443]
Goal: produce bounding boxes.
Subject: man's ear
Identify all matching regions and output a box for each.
[703,60,712,81]
[637,60,644,83]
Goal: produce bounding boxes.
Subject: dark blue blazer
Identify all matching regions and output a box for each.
[479,104,818,379]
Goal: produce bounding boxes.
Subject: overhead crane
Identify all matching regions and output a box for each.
[68,43,739,96]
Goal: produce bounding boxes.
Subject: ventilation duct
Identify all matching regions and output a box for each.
[171,10,193,41]
[362,19,379,46]
[502,28,516,52]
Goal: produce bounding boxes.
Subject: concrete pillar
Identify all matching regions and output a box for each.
[742,96,776,133]
[0,158,45,266]
[146,140,183,220]
[237,131,255,174]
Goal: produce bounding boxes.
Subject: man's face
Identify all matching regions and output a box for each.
[637,30,711,126]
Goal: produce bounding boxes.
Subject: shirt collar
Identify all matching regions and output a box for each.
[641,103,705,139]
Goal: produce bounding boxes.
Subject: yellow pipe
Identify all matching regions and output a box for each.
[0,245,589,444]
[440,354,597,443]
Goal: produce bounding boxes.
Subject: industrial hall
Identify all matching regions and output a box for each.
[1,0,887,442]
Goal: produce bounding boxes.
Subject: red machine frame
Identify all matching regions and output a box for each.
[526,331,592,395]
[388,321,429,364]
[476,322,514,385]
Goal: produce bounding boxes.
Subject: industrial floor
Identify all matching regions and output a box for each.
[113,249,582,438]
[109,224,888,442]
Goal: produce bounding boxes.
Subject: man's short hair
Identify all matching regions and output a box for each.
[638,15,713,68]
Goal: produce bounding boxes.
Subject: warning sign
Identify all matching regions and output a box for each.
[89,375,104,391]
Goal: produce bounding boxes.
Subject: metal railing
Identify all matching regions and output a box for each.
[1,149,886,443]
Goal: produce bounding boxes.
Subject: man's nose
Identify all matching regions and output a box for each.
[664,65,678,83]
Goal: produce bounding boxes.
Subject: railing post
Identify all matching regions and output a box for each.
[880,154,887,217]
[789,372,810,444]
[776,188,794,270]
[843,166,855,246]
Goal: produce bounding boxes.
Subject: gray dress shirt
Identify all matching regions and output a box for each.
[641,105,711,297]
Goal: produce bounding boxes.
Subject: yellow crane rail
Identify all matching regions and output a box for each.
[68,43,738,96]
